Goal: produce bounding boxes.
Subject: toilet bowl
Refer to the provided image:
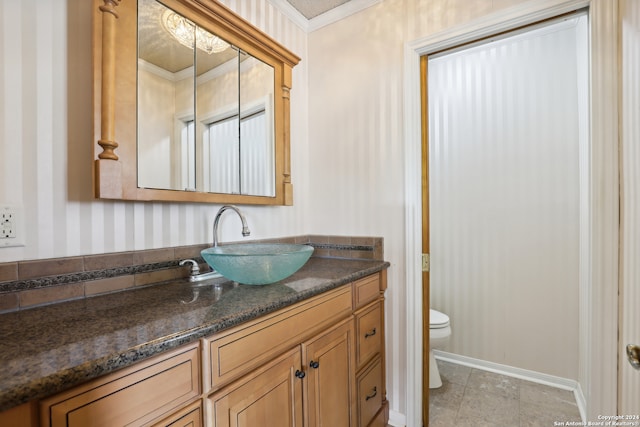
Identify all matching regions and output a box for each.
[429,309,451,389]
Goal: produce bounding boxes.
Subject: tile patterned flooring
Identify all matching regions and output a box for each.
[429,359,582,426]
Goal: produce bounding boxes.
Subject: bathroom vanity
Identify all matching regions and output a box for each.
[0,257,388,427]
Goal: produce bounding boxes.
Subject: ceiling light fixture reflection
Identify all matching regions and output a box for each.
[161,10,230,54]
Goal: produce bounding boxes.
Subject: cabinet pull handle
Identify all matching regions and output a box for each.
[364,328,377,338]
[295,370,306,379]
[309,360,320,369]
[365,386,377,401]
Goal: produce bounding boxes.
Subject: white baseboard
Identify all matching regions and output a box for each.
[388,409,407,427]
[389,351,588,426]
[574,381,587,422]
[434,350,586,422]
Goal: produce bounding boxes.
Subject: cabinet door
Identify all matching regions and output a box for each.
[209,347,303,427]
[302,317,356,427]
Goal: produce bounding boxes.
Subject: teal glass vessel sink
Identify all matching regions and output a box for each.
[201,243,314,285]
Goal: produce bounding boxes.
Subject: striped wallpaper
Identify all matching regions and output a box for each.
[427,16,586,379]
[0,0,309,263]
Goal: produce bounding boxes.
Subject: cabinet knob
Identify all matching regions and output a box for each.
[364,328,377,338]
[295,369,306,379]
[365,386,377,401]
[309,360,319,369]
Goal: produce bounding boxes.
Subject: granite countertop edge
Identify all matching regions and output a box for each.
[0,259,389,412]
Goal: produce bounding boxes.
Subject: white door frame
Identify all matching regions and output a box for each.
[619,0,640,415]
[402,0,619,425]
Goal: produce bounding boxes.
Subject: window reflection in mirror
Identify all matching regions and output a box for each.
[196,37,240,194]
[136,0,276,196]
[239,53,275,197]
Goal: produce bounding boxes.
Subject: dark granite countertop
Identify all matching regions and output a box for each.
[0,257,389,412]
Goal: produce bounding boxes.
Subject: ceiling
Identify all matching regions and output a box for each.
[139,0,361,73]
[285,0,353,19]
[139,0,249,73]
[138,0,363,73]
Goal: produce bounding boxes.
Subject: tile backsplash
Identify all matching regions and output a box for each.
[0,235,383,313]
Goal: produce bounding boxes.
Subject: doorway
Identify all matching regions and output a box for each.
[403,1,620,425]
[422,12,588,424]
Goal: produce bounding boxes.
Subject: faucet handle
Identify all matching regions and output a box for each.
[179,259,200,276]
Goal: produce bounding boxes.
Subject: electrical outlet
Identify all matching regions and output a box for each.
[1,210,15,238]
[1,206,24,247]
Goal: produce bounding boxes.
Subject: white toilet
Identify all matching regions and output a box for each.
[429,308,452,388]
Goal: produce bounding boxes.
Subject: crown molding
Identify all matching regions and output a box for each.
[268,0,381,33]
[268,0,310,31]
[307,0,381,32]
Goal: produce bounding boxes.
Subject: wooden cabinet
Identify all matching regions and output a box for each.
[152,401,202,427]
[302,318,355,427]
[352,275,380,309]
[204,286,353,392]
[206,272,387,427]
[40,343,200,427]
[354,296,386,426]
[356,357,383,427]
[0,402,38,427]
[204,287,355,427]
[32,271,386,427]
[355,300,383,370]
[209,317,355,427]
[208,348,304,427]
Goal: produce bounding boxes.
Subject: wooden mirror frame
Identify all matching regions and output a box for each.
[93,0,300,205]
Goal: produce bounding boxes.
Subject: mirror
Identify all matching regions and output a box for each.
[137,0,276,196]
[93,0,299,204]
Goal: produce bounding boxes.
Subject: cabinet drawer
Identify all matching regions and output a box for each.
[41,343,200,427]
[352,274,380,309]
[206,286,352,391]
[152,401,202,427]
[355,300,382,369]
[356,357,383,427]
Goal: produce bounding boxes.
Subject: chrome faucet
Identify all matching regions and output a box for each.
[179,258,222,282]
[212,205,250,247]
[179,259,200,276]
